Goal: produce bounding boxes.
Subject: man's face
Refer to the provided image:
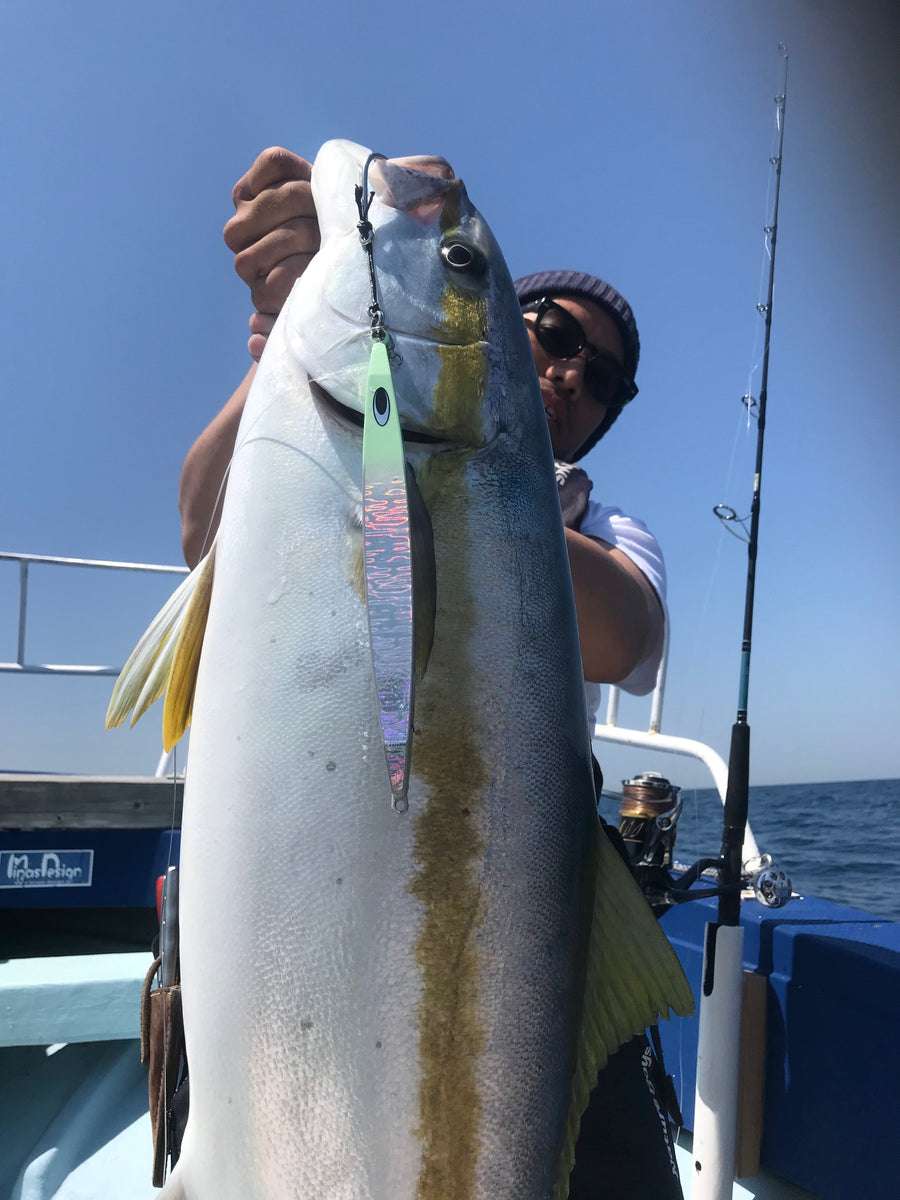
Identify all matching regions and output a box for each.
[523,296,625,461]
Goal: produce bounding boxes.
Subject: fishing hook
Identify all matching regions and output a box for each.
[355,152,388,338]
[354,152,401,365]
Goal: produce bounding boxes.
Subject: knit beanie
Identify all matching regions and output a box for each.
[514,270,640,461]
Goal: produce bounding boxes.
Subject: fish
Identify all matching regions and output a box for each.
[107,138,692,1200]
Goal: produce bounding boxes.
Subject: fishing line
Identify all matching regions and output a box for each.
[689,60,793,1174]
[195,380,319,563]
[151,739,181,1182]
[672,46,790,751]
[741,105,782,408]
[663,48,793,919]
[200,219,399,566]
[195,354,369,563]
[193,369,294,561]
[717,44,790,926]
[714,49,790,540]
[165,741,179,865]
[668,80,789,744]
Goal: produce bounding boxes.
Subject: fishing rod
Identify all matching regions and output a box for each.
[718,46,789,925]
[615,54,794,919]
[692,47,792,1200]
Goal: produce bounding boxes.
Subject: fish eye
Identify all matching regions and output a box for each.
[441,241,485,276]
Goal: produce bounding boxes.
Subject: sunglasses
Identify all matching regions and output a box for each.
[522,298,638,408]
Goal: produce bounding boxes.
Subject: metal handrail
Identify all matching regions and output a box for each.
[4,549,758,859]
[0,551,188,678]
[592,622,761,862]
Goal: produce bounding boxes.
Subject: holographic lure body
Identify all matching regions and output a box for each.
[362,338,413,811]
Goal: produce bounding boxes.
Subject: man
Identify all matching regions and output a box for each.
[514,270,667,721]
[178,148,682,1199]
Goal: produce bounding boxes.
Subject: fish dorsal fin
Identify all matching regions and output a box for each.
[105,545,216,750]
[370,156,454,215]
[554,823,695,1200]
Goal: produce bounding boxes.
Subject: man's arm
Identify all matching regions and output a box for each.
[565,528,664,685]
[179,366,255,566]
[178,148,319,565]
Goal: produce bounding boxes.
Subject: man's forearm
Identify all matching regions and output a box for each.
[179,365,256,566]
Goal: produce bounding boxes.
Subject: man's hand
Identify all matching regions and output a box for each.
[224,147,321,360]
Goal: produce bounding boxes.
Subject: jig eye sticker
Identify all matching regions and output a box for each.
[373,386,390,426]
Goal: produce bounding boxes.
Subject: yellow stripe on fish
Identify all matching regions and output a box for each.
[410,264,489,1197]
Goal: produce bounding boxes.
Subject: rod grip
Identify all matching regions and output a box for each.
[719,721,750,925]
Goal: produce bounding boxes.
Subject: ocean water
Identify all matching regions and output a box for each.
[598,777,900,923]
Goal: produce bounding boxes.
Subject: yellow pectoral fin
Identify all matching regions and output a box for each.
[162,545,216,750]
[592,824,693,1024]
[556,824,694,1200]
[105,545,216,749]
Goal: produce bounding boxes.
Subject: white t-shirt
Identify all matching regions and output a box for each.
[578,498,667,723]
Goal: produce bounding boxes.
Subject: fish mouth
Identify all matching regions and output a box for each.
[323,295,485,351]
[310,380,451,446]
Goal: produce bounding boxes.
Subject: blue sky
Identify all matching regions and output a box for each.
[1,0,898,791]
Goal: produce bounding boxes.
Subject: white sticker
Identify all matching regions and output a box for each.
[0,849,94,888]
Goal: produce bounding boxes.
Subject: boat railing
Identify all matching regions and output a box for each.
[592,622,761,862]
[2,550,757,856]
[0,551,189,679]
[0,551,189,779]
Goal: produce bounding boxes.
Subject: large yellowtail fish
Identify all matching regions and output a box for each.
[108,139,691,1200]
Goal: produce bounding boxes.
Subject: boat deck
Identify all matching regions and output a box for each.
[5,773,899,1197]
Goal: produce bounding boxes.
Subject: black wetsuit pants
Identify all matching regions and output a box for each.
[569,1032,684,1200]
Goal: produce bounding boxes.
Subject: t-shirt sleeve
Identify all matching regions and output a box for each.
[578,500,667,697]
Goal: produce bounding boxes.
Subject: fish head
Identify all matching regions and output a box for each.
[281,139,548,457]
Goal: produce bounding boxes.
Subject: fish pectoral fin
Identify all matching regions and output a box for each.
[162,543,216,750]
[556,825,694,1199]
[583,824,694,1049]
[105,544,216,750]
